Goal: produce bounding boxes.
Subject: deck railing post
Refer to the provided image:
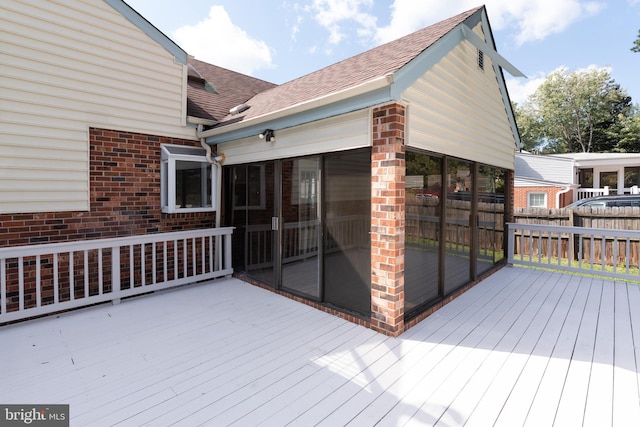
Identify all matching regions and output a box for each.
[112,246,121,305]
[507,224,514,265]
[224,233,233,277]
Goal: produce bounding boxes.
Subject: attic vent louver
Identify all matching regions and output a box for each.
[478,49,484,71]
[229,103,250,115]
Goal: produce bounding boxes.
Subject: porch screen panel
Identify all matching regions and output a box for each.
[405,151,442,314]
[324,150,371,316]
[444,159,472,294]
[281,157,321,298]
[223,162,276,286]
[476,165,506,276]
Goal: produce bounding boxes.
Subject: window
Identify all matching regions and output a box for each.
[578,168,593,188]
[292,159,318,205]
[624,167,640,189]
[600,171,618,193]
[161,145,217,213]
[527,192,547,208]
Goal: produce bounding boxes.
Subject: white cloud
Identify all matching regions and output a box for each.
[311,0,377,44]
[374,0,606,46]
[506,73,547,105]
[171,6,274,75]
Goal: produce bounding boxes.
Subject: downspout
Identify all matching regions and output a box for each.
[198,125,224,228]
[556,185,572,209]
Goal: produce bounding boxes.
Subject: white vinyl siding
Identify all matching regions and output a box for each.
[220,110,370,165]
[515,153,574,184]
[403,25,516,171]
[0,0,193,214]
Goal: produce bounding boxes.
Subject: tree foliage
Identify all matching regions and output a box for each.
[515,67,635,153]
[632,29,640,53]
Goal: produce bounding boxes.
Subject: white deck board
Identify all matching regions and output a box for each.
[583,279,616,427]
[2,267,640,426]
[612,282,640,426]
[461,270,573,427]
[553,277,602,427]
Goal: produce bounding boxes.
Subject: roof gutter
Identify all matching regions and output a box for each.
[196,73,394,140]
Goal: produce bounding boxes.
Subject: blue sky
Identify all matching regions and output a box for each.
[125,0,640,105]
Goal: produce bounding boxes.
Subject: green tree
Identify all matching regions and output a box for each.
[590,87,634,152]
[513,101,544,152]
[632,30,640,53]
[517,67,633,153]
[617,107,640,152]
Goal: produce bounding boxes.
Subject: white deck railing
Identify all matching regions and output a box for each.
[576,186,609,200]
[507,222,640,281]
[0,228,233,323]
[576,185,640,201]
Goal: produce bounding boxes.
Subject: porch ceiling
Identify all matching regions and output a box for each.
[2,267,639,425]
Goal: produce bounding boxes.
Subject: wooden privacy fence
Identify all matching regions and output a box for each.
[514,206,640,229]
[406,199,505,256]
[507,222,640,281]
[0,228,234,324]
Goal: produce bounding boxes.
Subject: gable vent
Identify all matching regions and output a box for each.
[477,49,484,71]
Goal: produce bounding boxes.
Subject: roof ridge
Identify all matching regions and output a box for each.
[261,5,484,92]
[192,5,484,126]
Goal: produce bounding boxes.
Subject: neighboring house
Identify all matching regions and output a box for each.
[515,151,640,208]
[514,152,576,208]
[1,1,523,336]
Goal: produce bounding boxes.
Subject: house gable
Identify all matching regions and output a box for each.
[200,6,522,156]
[403,19,519,170]
[103,0,187,64]
[0,0,194,214]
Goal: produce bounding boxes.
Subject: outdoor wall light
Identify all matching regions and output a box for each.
[259,129,275,142]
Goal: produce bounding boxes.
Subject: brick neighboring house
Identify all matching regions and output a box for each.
[514,152,576,209]
[1,1,523,335]
[515,151,640,208]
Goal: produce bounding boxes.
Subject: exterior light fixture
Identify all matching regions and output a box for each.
[259,129,275,142]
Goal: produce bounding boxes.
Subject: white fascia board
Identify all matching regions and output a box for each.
[461,25,526,78]
[515,176,576,187]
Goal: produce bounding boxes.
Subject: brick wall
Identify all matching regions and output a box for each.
[0,128,215,248]
[370,103,406,336]
[514,186,564,209]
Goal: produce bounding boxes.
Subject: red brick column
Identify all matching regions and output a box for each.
[371,103,406,336]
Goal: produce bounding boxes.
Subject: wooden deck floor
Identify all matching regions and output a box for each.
[2,266,639,426]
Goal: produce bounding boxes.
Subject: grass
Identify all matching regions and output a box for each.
[511,254,640,283]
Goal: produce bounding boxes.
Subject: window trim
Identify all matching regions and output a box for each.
[161,144,217,214]
[527,191,547,208]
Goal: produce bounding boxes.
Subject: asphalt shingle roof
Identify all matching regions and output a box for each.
[187,6,482,128]
[186,58,277,122]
